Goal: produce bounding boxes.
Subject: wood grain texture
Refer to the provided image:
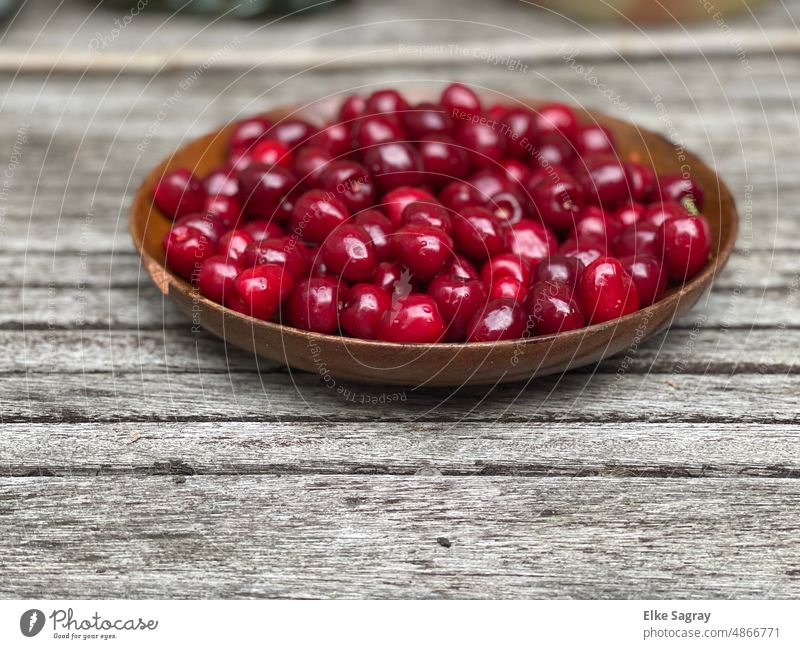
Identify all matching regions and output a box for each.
[2,476,798,599]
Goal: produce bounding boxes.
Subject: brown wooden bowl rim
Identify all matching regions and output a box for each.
[130,96,738,353]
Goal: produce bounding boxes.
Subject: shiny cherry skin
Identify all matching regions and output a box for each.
[528,166,585,231]
[373,261,404,294]
[439,180,486,213]
[486,104,508,121]
[353,209,394,261]
[575,154,629,208]
[377,295,447,343]
[163,224,214,281]
[418,135,471,186]
[203,164,238,197]
[242,238,308,278]
[289,189,350,244]
[488,190,526,226]
[382,186,437,227]
[229,116,272,153]
[153,168,205,219]
[321,224,377,282]
[366,88,410,117]
[216,229,254,263]
[573,124,615,156]
[503,219,558,266]
[469,169,513,201]
[428,275,487,342]
[440,83,481,117]
[578,256,640,325]
[528,280,585,335]
[340,284,392,339]
[534,254,586,292]
[489,276,528,303]
[198,255,242,305]
[401,200,452,234]
[363,142,423,191]
[612,201,645,227]
[466,298,528,342]
[242,219,285,242]
[534,103,579,141]
[351,114,404,151]
[535,132,574,167]
[173,212,227,246]
[573,208,622,246]
[318,160,376,213]
[292,146,334,185]
[268,119,316,150]
[656,214,712,281]
[558,235,607,267]
[642,201,689,227]
[203,194,241,230]
[502,107,538,158]
[657,173,705,211]
[626,162,656,203]
[612,222,660,258]
[619,255,668,306]
[285,277,341,334]
[455,120,506,168]
[480,253,533,286]
[339,94,367,123]
[391,224,453,282]
[452,206,507,261]
[442,254,479,280]
[234,264,294,321]
[404,102,454,139]
[250,139,293,167]
[309,122,351,157]
[499,158,531,188]
[237,164,297,220]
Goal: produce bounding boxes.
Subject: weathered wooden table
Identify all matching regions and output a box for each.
[1,0,798,598]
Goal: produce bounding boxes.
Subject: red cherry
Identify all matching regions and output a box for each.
[499,158,531,188]
[339,95,366,123]
[237,163,297,220]
[242,238,308,278]
[203,164,238,197]
[363,142,423,191]
[268,119,316,150]
[657,173,705,211]
[573,208,622,246]
[321,224,377,282]
[373,261,404,293]
[535,103,579,141]
[173,212,227,246]
[466,299,528,342]
[656,214,712,281]
[503,219,558,266]
[619,255,668,306]
[612,201,645,227]
[309,122,351,157]
[250,139,293,166]
[234,264,294,321]
[242,219,285,242]
[627,162,656,203]
[351,114,404,151]
[229,116,272,153]
[441,83,481,117]
[153,168,205,219]
[573,124,615,156]
[480,253,533,286]
[391,224,453,282]
[642,201,689,228]
[528,280,585,335]
[318,160,376,213]
[376,295,446,343]
[292,146,334,186]
[404,102,454,139]
[534,254,586,292]
[612,222,660,258]
[285,277,341,334]
[418,134,471,186]
[366,88,410,117]
[486,104,508,121]
[535,132,574,167]
[528,166,584,231]
[469,168,513,201]
[203,194,241,229]
[574,154,630,208]
[439,180,486,213]
[198,255,242,305]
[453,206,507,261]
[353,209,394,261]
[454,120,506,168]
[216,229,254,263]
[489,276,528,303]
[382,186,437,227]
[488,190,526,226]
[289,189,350,244]
[163,224,214,281]
[558,235,607,267]
[340,284,392,339]
[578,256,640,325]
[401,200,452,234]
[502,107,538,158]
[428,275,487,341]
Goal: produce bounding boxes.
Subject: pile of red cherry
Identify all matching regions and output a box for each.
[156,83,711,343]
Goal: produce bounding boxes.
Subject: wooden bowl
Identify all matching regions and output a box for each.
[130,92,737,387]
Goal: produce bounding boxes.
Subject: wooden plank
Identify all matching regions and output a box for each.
[1,475,798,598]
[2,421,798,478]
[1,370,797,423]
